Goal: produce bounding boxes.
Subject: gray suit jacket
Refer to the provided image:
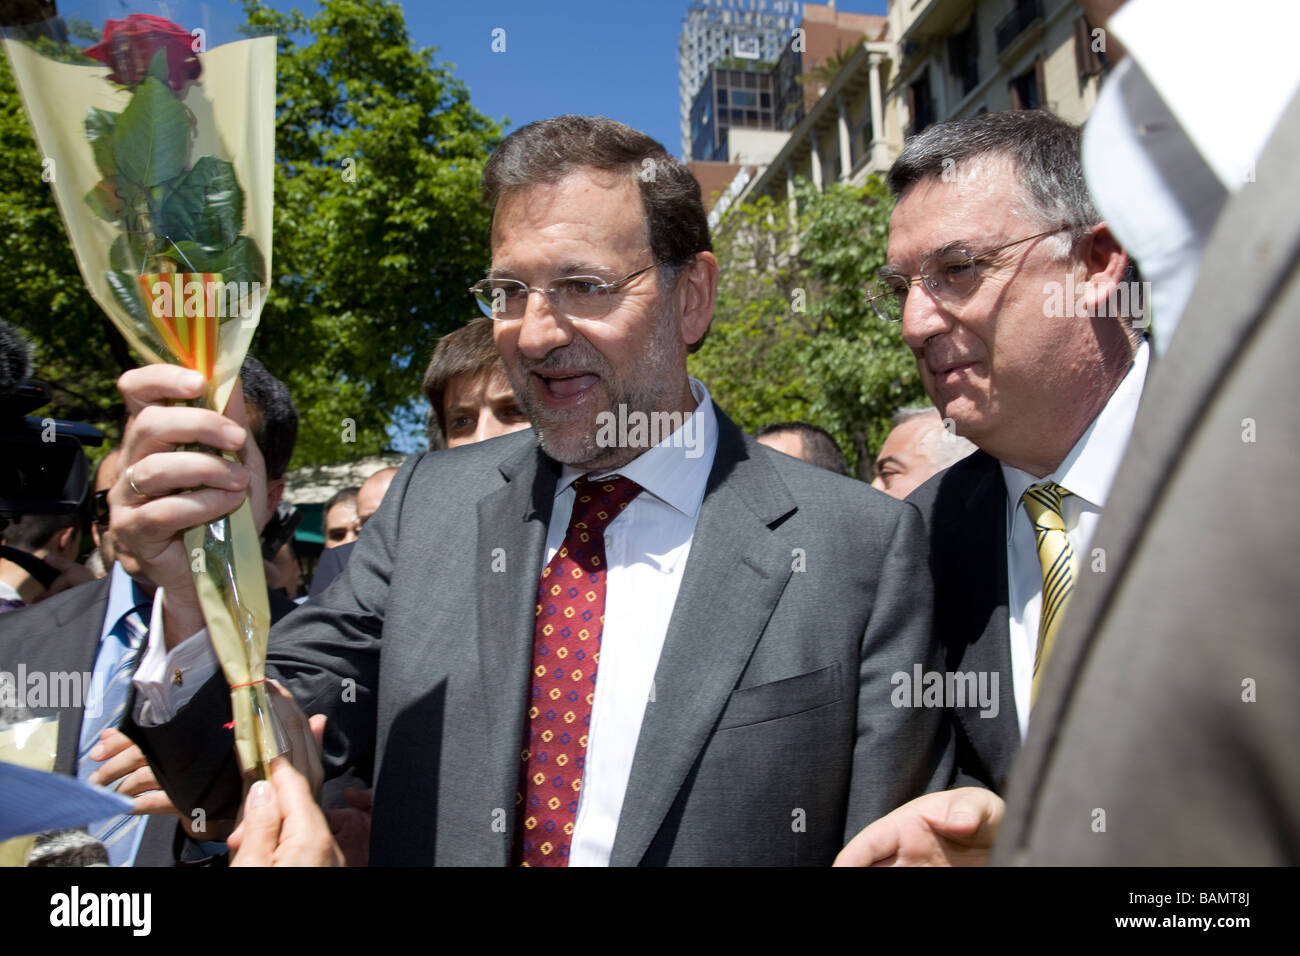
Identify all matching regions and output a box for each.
[0,573,301,864]
[126,407,954,865]
[995,89,1300,865]
[0,577,178,866]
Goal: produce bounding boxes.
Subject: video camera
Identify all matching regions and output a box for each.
[0,321,103,547]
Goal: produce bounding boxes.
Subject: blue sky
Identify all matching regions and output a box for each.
[259,0,888,157]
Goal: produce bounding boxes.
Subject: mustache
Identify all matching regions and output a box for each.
[518,345,608,376]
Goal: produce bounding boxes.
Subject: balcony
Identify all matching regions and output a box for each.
[996,0,1043,55]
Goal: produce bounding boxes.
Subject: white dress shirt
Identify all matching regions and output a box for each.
[1083,0,1300,354]
[1001,341,1148,738]
[134,378,719,868]
[553,377,717,866]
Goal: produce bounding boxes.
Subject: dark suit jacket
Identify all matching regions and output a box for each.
[0,572,298,865]
[907,451,1020,794]
[996,89,1300,864]
[124,407,954,865]
[308,541,355,598]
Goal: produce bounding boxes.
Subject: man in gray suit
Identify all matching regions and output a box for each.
[995,0,1300,865]
[112,115,951,866]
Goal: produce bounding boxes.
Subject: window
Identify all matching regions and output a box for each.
[1008,58,1044,110]
[1073,14,1109,81]
[907,73,935,136]
[947,16,979,97]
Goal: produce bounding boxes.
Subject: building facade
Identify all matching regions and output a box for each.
[726,0,1107,218]
[679,0,804,159]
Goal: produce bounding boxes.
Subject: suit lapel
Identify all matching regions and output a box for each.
[50,578,113,776]
[610,412,797,866]
[1002,87,1300,857]
[474,439,558,861]
[936,453,1019,786]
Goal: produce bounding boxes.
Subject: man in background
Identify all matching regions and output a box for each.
[870,406,976,500]
[754,421,850,477]
[321,487,360,549]
[355,467,397,528]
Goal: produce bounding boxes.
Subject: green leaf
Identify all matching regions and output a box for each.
[159,239,214,272]
[84,179,122,222]
[113,77,190,188]
[206,236,268,287]
[84,107,118,178]
[159,156,245,249]
[105,269,150,325]
[109,233,147,272]
[146,49,171,87]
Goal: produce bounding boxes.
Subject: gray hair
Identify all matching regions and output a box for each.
[887,110,1097,255]
[888,405,977,472]
[886,109,1140,322]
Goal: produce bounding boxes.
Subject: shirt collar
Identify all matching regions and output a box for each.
[99,562,153,646]
[1109,0,1300,193]
[1002,340,1149,542]
[557,377,719,519]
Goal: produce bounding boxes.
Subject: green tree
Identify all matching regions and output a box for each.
[240,0,502,463]
[690,177,925,476]
[0,0,501,465]
[0,26,132,448]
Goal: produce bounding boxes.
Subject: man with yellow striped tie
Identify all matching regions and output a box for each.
[837,109,1147,866]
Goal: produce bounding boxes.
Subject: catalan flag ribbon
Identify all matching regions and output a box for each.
[137,272,222,380]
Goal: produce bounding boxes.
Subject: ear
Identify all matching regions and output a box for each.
[674,252,718,348]
[1075,223,1130,319]
[265,477,286,519]
[55,523,79,558]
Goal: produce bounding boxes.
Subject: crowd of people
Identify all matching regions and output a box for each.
[1,0,1296,868]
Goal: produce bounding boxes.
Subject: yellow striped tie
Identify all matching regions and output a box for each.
[1022,482,1077,706]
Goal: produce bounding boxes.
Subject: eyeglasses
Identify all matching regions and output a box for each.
[866,227,1067,322]
[468,264,660,322]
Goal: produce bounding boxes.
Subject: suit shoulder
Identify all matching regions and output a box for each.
[906,450,1000,520]
[747,442,914,538]
[0,576,109,665]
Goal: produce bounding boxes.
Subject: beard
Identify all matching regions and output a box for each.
[505,298,687,469]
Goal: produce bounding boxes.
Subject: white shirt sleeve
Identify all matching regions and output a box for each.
[131,587,222,726]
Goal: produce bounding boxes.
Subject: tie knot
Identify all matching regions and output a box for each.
[1022,482,1070,531]
[569,475,643,535]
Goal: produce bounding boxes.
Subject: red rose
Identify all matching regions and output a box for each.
[83,14,202,93]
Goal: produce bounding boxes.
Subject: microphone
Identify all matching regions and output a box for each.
[0,320,34,394]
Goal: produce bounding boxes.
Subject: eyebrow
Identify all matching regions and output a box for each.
[881,239,977,277]
[873,455,904,474]
[488,261,613,280]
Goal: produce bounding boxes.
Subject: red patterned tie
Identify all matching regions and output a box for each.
[515,475,644,866]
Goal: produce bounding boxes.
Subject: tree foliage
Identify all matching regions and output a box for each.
[237,0,501,463]
[1,0,502,465]
[689,177,926,476]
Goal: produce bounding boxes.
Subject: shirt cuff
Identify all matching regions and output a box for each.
[131,587,222,726]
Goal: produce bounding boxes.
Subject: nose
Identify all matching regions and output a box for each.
[870,474,886,494]
[514,287,573,360]
[898,281,952,353]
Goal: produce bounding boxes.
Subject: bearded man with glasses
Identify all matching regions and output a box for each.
[836,109,1146,866]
